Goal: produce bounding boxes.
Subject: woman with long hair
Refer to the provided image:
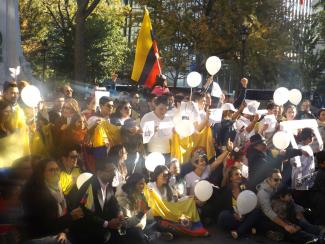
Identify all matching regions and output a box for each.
[110,100,133,126]
[107,144,128,187]
[0,100,14,138]
[146,165,209,237]
[21,158,84,243]
[115,173,173,243]
[217,166,259,239]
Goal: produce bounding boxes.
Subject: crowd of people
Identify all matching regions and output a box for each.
[0,76,325,244]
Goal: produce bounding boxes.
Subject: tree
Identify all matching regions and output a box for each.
[135,0,296,89]
[19,0,129,83]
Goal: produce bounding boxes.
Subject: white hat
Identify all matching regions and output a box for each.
[221,103,237,112]
[243,107,254,115]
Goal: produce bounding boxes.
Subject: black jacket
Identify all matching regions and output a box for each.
[21,181,73,240]
[247,147,302,190]
[70,176,120,243]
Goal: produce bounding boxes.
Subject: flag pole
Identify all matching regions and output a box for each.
[155,53,162,75]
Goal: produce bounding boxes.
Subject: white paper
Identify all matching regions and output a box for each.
[142,121,155,144]
[256,110,268,116]
[95,91,110,108]
[263,114,277,133]
[245,100,260,114]
[179,101,199,121]
[211,82,223,98]
[209,108,223,124]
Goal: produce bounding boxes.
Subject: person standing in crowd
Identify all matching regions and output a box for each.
[218,166,259,239]
[81,96,96,120]
[0,100,14,138]
[291,128,316,190]
[87,96,114,129]
[130,92,141,114]
[139,93,157,117]
[21,158,84,243]
[70,158,128,244]
[258,102,279,148]
[48,93,65,124]
[151,75,170,97]
[140,95,173,160]
[284,105,297,121]
[296,99,316,120]
[110,101,133,126]
[1,81,26,133]
[235,107,259,147]
[62,84,73,99]
[60,113,87,148]
[317,108,325,144]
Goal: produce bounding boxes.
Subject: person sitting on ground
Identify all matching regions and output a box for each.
[218,166,259,239]
[271,187,323,243]
[146,165,209,237]
[21,158,84,243]
[257,169,300,241]
[115,173,173,243]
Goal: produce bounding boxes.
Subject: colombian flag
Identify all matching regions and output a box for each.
[131,8,161,88]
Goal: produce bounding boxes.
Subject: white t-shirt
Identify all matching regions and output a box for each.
[140,111,174,154]
[185,166,211,196]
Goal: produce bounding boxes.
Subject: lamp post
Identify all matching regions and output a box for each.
[41,39,48,82]
[240,25,249,79]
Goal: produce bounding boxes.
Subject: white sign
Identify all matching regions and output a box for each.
[142,121,155,144]
[263,114,277,133]
[95,91,110,108]
[245,100,260,114]
[211,82,223,98]
[209,108,223,124]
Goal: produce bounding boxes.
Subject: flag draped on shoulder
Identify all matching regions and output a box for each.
[131,8,161,88]
[171,127,216,164]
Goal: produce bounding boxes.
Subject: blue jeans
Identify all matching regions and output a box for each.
[217,208,260,237]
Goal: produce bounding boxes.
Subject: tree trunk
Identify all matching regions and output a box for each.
[74,9,86,83]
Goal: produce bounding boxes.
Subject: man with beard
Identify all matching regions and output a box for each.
[2,81,26,131]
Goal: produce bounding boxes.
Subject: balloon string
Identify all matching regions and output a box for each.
[190,87,192,101]
[211,184,219,189]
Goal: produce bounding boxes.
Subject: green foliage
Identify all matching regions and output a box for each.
[19,0,129,83]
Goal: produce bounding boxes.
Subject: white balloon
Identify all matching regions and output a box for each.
[194,180,213,202]
[145,152,165,172]
[21,85,41,107]
[272,131,290,150]
[186,71,202,88]
[289,89,302,105]
[206,56,222,75]
[237,190,257,215]
[273,87,289,106]
[76,172,93,189]
[175,120,195,138]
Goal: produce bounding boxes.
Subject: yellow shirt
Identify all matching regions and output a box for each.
[59,167,81,195]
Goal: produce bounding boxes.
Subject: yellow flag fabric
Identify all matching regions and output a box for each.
[30,124,54,157]
[91,121,121,147]
[59,167,81,195]
[0,132,25,168]
[131,9,153,83]
[143,186,200,223]
[170,126,216,164]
